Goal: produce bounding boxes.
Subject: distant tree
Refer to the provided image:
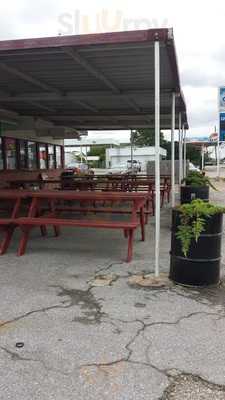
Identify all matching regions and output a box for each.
[186,145,201,166]
[87,145,107,167]
[132,128,166,147]
[132,129,202,165]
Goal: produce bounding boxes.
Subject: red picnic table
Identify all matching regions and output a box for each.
[0,190,28,254]
[16,190,149,262]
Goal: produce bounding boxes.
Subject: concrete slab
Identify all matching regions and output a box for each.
[0,186,224,399]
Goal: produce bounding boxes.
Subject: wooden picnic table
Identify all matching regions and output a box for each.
[0,191,28,254]
[16,190,149,262]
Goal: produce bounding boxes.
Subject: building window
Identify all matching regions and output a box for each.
[0,138,4,170]
[19,140,27,169]
[48,145,55,169]
[5,137,17,169]
[28,141,37,169]
[38,144,47,169]
[56,146,62,168]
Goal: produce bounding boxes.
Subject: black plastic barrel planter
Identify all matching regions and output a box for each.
[180,186,209,204]
[170,209,223,286]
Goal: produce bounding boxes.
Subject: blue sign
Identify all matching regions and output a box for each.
[220,112,225,141]
[220,88,225,110]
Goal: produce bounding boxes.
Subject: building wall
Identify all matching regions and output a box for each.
[146,160,186,183]
[3,130,64,146]
[105,146,167,170]
[0,133,64,171]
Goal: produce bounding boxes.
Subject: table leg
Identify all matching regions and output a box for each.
[140,207,145,241]
[161,190,165,208]
[11,198,22,218]
[36,202,47,236]
[17,226,31,256]
[133,200,145,242]
[0,226,14,255]
[152,193,155,216]
[49,199,60,237]
[145,198,151,224]
[0,198,23,255]
[127,229,134,262]
[17,197,38,256]
[124,229,128,238]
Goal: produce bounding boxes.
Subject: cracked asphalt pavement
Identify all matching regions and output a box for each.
[0,185,225,399]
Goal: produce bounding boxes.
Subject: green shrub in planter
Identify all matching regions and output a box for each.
[170,199,225,286]
[180,171,216,204]
[182,171,216,189]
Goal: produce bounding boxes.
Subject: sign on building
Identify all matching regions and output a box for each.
[219,87,225,141]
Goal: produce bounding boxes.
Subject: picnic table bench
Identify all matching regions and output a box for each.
[16,191,149,262]
[0,191,28,254]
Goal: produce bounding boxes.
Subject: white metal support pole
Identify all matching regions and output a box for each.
[171,93,176,207]
[217,88,220,179]
[85,146,88,164]
[201,145,205,171]
[154,40,160,278]
[130,130,134,171]
[80,146,83,163]
[178,112,182,185]
[183,127,187,178]
[217,130,220,179]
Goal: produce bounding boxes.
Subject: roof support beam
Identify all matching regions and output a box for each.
[48,114,153,121]
[45,112,179,120]
[0,89,172,102]
[0,107,19,118]
[73,100,98,113]
[0,62,60,93]
[62,47,141,112]
[29,101,56,113]
[63,47,120,93]
[56,124,171,130]
[124,97,141,113]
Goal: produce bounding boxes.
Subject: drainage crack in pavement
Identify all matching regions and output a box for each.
[89,310,225,379]
[0,303,70,329]
[0,285,106,330]
[95,261,125,275]
[0,345,43,363]
[79,318,167,378]
[108,310,223,333]
[0,346,71,377]
[79,319,145,370]
[73,307,225,385]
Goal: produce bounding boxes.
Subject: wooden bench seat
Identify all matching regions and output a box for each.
[16,217,139,262]
[0,219,14,225]
[48,206,152,216]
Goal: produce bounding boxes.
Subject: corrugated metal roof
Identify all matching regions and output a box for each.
[0,28,188,135]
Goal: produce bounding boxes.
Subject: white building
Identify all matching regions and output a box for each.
[106,146,167,171]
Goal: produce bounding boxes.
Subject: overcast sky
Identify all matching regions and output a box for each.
[0,0,224,142]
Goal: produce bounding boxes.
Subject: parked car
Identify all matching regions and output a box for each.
[189,162,200,172]
[66,161,88,173]
[127,160,142,172]
[107,163,128,174]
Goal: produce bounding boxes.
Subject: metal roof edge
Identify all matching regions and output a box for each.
[0,28,170,52]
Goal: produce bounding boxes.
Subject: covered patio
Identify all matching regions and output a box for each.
[0,28,188,274]
[4,28,223,400]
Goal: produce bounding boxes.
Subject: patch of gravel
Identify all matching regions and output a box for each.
[162,374,225,399]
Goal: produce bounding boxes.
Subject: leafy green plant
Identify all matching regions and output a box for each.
[176,199,225,257]
[182,171,217,190]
